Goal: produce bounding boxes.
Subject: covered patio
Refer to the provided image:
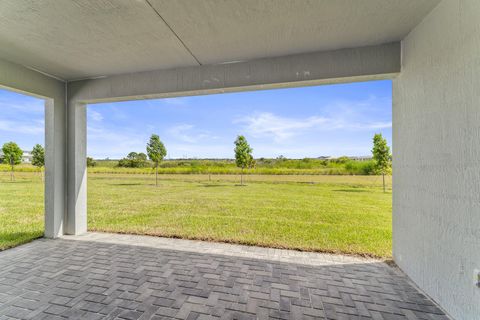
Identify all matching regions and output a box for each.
[0,233,446,320]
[0,0,479,319]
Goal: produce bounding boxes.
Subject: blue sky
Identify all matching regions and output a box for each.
[0,89,45,150]
[0,80,391,159]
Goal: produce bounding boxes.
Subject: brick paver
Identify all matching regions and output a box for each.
[0,233,447,319]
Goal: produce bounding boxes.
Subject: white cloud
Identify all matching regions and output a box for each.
[235,96,392,143]
[0,98,44,114]
[0,119,44,135]
[235,113,330,142]
[168,123,215,143]
[88,110,103,122]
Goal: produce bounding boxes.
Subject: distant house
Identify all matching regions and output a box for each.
[21,151,33,163]
[0,150,33,164]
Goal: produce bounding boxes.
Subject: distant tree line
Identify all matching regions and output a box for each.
[2,133,391,190]
[118,152,149,168]
[108,134,255,186]
[85,133,391,187]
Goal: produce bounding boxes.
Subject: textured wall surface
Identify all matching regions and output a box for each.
[393,1,480,319]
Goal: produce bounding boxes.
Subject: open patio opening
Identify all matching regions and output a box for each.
[84,81,393,258]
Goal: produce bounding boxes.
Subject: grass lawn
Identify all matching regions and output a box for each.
[0,172,392,257]
[0,172,45,250]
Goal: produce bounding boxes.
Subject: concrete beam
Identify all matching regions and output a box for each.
[0,58,66,238]
[68,42,400,103]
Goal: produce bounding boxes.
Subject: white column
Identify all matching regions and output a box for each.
[44,97,66,238]
[65,101,87,235]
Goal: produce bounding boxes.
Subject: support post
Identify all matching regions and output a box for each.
[44,98,66,238]
[66,101,87,235]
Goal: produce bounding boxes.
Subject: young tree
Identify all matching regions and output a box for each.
[372,133,391,193]
[31,144,45,181]
[146,134,167,187]
[234,135,253,186]
[2,142,23,181]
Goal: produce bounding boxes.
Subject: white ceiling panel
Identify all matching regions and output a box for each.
[0,0,440,81]
[0,0,199,80]
[150,0,440,65]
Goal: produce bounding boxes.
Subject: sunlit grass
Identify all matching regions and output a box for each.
[0,171,44,250]
[0,171,392,257]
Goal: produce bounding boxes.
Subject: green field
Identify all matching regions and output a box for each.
[0,169,392,257]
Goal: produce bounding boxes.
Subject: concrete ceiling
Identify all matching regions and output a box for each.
[0,0,440,81]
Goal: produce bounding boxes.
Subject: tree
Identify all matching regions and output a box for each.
[146,134,167,187]
[31,144,45,181]
[86,157,97,167]
[2,142,23,181]
[118,152,149,168]
[372,133,391,193]
[137,152,148,162]
[234,135,254,185]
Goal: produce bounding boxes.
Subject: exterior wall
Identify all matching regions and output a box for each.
[393,1,480,319]
[0,58,66,238]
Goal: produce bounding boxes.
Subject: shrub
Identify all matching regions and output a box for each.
[118,152,149,168]
[86,157,97,167]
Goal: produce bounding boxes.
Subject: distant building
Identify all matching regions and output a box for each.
[21,151,33,163]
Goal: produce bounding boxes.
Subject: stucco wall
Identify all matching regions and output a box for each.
[393,1,480,319]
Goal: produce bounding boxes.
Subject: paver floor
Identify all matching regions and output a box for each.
[0,233,447,320]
